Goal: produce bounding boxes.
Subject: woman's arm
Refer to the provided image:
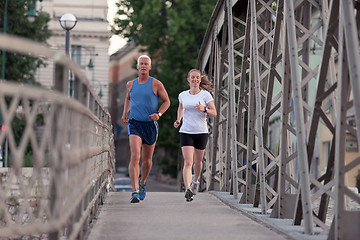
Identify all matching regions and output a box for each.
[173,103,183,128]
[205,100,217,117]
[195,100,217,117]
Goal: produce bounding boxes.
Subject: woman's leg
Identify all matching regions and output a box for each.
[182,146,194,189]
[193,149,205,182]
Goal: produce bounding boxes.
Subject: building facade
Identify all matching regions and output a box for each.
[35,0,111,108]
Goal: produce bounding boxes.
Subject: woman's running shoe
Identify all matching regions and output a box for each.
[185,188,194,202]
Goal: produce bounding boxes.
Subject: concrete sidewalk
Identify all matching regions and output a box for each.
[87,192,291,240]
[211,192,328,240]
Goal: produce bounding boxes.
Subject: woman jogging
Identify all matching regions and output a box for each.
[173,69,217,202]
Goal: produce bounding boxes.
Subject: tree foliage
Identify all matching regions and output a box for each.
[0,1,52,84]
[0,1,51,165]
[112,0,217,176]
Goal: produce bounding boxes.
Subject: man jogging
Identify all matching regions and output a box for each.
[121,55,170,203]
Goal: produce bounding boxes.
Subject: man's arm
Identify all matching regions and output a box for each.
[121,81,133,124]
[149,79,170,121]
[156,80,170,115]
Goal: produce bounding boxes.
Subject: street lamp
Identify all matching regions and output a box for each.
[98,88,104,98]
[92,80,107,99]
[25,1,38,22]
[59,13,77,56]
[69,46,97,96]
[87,58,94,68]
[1,0,42,80]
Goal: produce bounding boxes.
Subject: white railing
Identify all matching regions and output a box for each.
[0,34,115,239]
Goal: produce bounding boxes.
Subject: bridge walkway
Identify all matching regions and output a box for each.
[87,192,293,240]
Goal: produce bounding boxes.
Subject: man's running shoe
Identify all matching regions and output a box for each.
[138,179,146,200]
[190,180,200,195]
[185,188,194,202]
[130,190,140,203]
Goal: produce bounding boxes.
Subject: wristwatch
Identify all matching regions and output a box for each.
[203,107,207,113]
[157,112,162,117]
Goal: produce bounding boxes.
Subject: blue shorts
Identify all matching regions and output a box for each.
[127,119,159,145]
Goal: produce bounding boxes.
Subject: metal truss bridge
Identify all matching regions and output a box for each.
[196,0,360,239]
[1,0,360,239]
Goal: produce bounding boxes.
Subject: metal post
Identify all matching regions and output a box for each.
[0,111,2,167]
[250,0,267,214]
[226,0,238,199]
[65,30,70,56]
[4,138,8,167]
[1,0,9,80]
[1,0,8,168]
[341,0,360,143]
[284,0,314,234]
[65,30,70,96]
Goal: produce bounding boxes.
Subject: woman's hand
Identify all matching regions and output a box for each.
[174,120,181,128]
[195,101,205,112]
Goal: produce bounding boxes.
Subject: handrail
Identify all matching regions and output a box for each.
[0,34,115,239]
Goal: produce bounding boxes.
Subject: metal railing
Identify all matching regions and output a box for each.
[197,0,360,239]
[0,34,115,239]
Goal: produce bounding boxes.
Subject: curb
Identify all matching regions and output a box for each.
[209,191,328,240]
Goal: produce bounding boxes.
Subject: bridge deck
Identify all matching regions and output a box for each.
[87,192,291,240]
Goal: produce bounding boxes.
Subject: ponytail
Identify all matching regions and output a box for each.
[200,75,214,92]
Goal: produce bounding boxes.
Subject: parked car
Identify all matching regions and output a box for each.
[116,166,129,176]
[114,177,132,192]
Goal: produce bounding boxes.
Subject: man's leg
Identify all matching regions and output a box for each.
[137,142,156,201]
[128,135,142,190]
[139,142,156,185]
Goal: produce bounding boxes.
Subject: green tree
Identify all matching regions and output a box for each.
[0,1,51,166]
[0,0,52,84]
[112,0,217,176]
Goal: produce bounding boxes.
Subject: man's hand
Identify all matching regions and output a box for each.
[121,114,128,124]
[149,113,161,121]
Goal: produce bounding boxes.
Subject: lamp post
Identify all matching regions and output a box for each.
[59,13,77,56]
[69,46,97,96]
[1,0,40,80]
[59,13,77,96]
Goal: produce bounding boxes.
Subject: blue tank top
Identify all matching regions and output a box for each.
[130,77,159,122]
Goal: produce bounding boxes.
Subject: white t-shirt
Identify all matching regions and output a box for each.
[178,90,214,134]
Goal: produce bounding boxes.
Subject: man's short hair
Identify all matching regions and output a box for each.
[137,55,151,65]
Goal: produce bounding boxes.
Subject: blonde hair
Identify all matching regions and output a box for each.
[187,69,214,92]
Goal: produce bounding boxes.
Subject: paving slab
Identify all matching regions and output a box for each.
[87,192,291,240]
